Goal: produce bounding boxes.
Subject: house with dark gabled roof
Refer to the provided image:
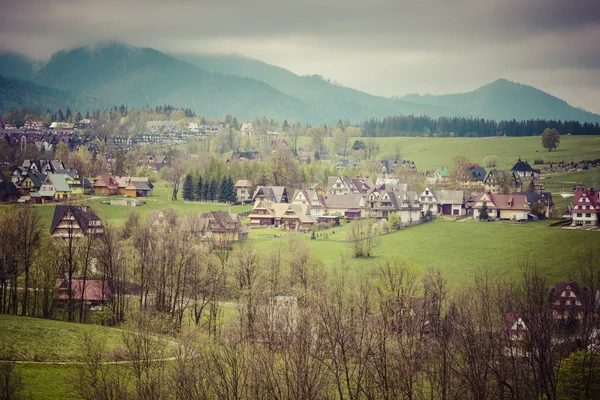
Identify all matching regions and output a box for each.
[371,190,422,223]
[194,210,248,244]
[511,158,540,179]
[252,186,288,203]
[550,281,598,326]
[248,199,316,230]
[514,191,553,219]
[50,205,104,238]
[326,176,373,196]
[0,171,19,203]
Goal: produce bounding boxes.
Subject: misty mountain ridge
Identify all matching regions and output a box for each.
[1,42,599,124]
[401,78,600,123]
[0,75,105,116]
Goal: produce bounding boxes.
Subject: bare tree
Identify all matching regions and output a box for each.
[170,329,211,400]
[71,331,129,400]
[169,154,187,201]
[14,206,43,316]
[347,219,380,258]
[122,312,171,400]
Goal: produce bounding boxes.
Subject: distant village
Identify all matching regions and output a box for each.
[2,154,599,230]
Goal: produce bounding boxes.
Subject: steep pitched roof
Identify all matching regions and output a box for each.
[25,171,45,187]
[94,175,118,190]
[467,165,487,181]
[0,176,19,201]
[50,205,103,236]
[511,158,540,173]
[252,186,287,203]
[572,188,599,213]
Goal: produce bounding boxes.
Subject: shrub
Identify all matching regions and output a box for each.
[483,155,498,168]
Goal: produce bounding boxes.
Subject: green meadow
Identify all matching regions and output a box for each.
[314,135,600,171]
[252,218,599,291]
[0,314,125,362]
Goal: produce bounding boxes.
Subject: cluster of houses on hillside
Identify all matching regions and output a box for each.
[242,172,555,231]
[428,158,541,192]
[0,159,153,203]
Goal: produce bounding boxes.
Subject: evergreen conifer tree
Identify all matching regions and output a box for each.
[208,179,217,201]
[227,177,237,203]
[218,177,227,203]
[195,176,203,201]
[182,174,195,201]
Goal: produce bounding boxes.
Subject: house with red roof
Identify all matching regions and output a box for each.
[571,186,599,227]
[56,278,109,310]
[93,175,119,195]
[473,192,531,221]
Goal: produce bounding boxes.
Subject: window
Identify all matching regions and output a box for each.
[577,213,582,217]
[586,213,591,218]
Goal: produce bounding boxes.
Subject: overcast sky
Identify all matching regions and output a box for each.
[1,0,599,113]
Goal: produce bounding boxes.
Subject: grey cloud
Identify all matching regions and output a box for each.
[0,0,599,112]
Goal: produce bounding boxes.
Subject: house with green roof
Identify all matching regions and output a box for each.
[38,173,72,202]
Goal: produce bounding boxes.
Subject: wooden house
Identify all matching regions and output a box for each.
[550,281,596,325]
[56,279,109,310]
[50,205,104,238]
[94,175,119,195]
[252,186,288,203]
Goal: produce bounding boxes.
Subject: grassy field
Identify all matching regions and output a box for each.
[308,135,600,171]
[251,218,599,291]
[0,185,253,230]
[0,315,125,362]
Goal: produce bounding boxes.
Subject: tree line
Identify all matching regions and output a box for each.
[182,174,237,203]
[362,115,600,137]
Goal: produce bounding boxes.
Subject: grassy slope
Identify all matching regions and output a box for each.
[362,135,600,171]
[251,219,599,291]
[298,135,600,171]
[2,185,253,229]
[0,315,124,362]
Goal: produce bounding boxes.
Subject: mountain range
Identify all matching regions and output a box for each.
[1,42,599,124]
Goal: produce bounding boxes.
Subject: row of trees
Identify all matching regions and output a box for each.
[362,115,600,137]
[182,174,237,203]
